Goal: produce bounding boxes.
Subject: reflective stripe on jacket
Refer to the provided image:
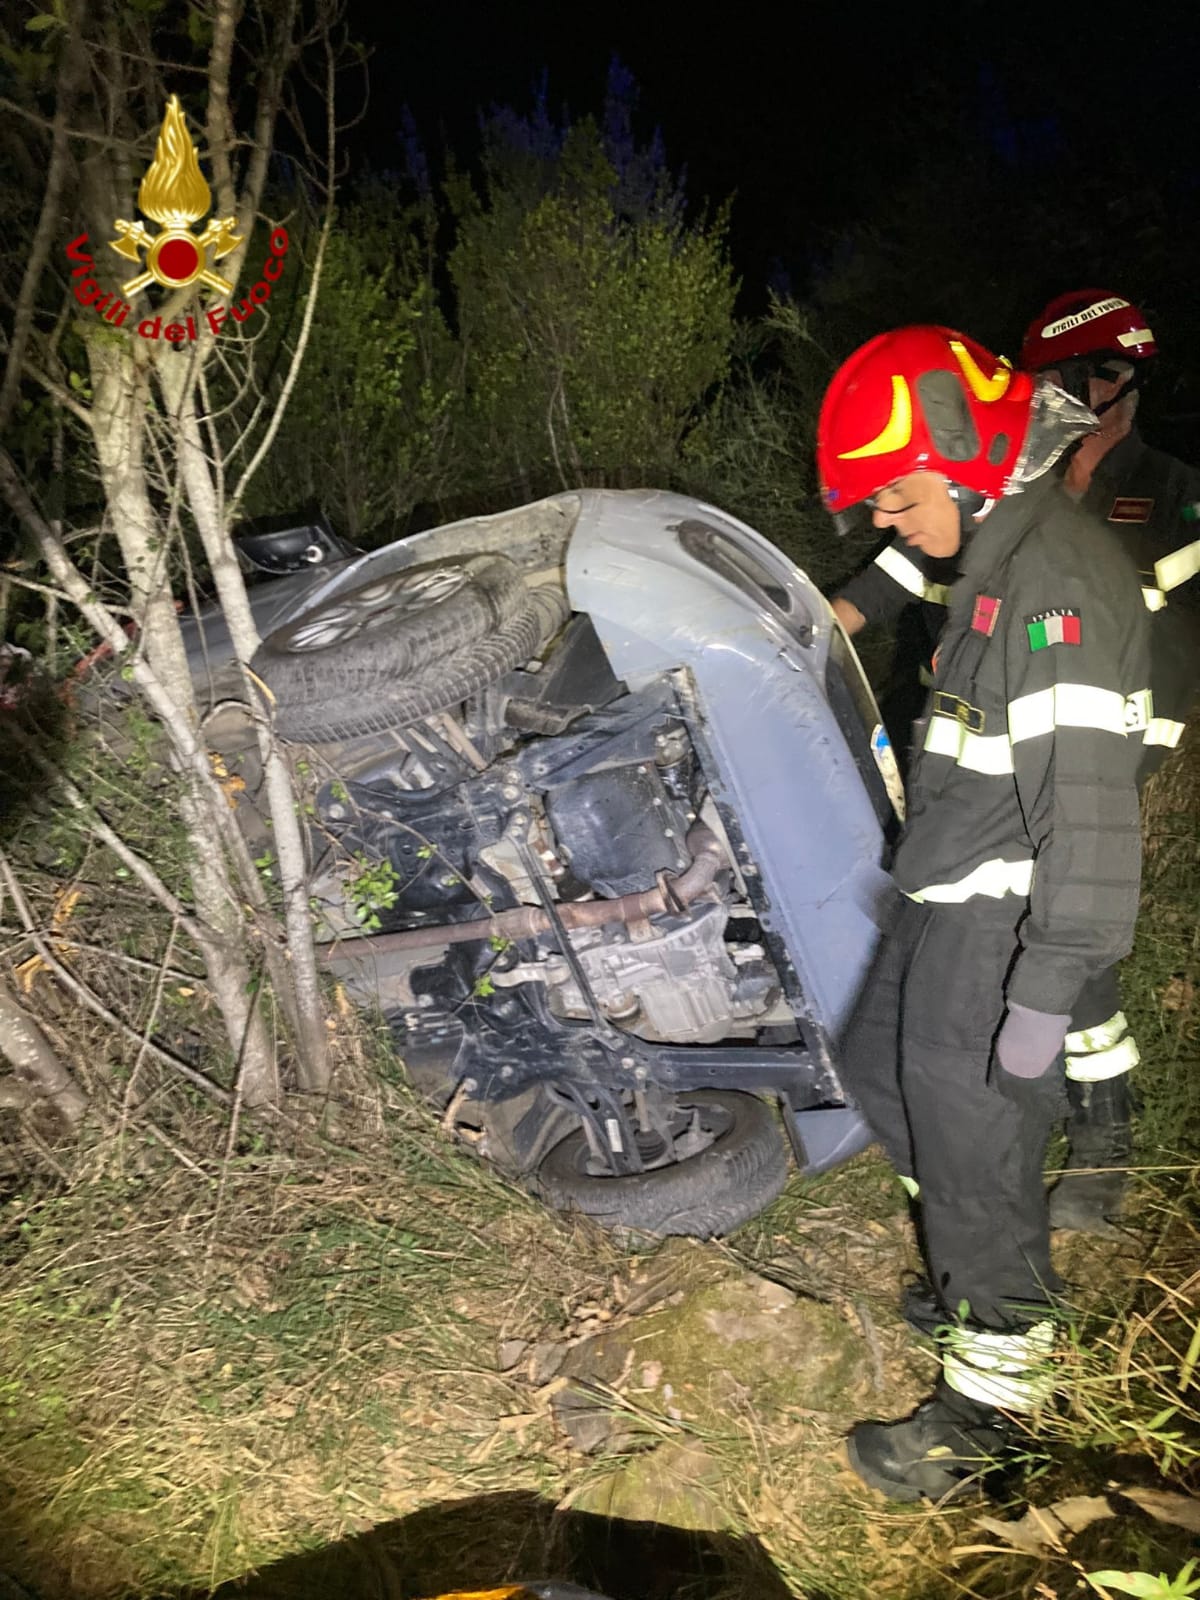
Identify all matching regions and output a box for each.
[835,536,956,627]
[892,474,1153,1017]
[1077,429,1200,753]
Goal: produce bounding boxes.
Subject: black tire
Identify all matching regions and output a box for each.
[271,585,568,743]
[252,553,529,707]
[534,1089,789,1240]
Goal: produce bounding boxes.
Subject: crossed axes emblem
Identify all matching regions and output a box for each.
[109,215,242,296]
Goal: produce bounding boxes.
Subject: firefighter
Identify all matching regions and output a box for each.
[1018,290,1200,1231]
[818,326,1153,1502]
[834,290,1200,1239]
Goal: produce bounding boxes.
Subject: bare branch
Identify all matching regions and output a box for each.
[20,360,92,428]
[0,851,231,1108]
[206,0,242,218]
[118,917,178,1132]
[6,724,209,943]
[0,936,203,985]
[227,33,337,526]
[0,22,87,437]
[0,96,126,151]
[0,445,303,979]
[0,973,88,1131]
[0,572,84,609]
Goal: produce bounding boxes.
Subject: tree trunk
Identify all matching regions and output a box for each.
[0,977,87,1131]
[160,367,329,1092]
[86,341,281,1108]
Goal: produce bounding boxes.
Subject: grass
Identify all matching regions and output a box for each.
[0,1085,616,1598]
[0,749,1196,1600]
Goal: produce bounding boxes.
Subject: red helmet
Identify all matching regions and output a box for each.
[817,325,1035,512]
[1020,290,1157,372]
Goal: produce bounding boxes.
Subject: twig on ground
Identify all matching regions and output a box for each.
[853,1298,887,1393]
[119,918,179,1134]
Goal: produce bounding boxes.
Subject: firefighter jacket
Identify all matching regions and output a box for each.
[1077,427,1200,756]
[890,473,1154,1019]
[836,533,955,641]
[834,429,1200,758]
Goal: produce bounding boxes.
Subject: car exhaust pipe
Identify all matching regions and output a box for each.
[320,823,726,966]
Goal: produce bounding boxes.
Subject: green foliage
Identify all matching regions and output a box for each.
[344,851,400,932]
[240,194,459,541]
[680,307,863,591]
[1087,1563,1200,1600]
[449,119,736,493]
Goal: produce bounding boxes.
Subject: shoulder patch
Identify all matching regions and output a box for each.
[1108,496,1154,523]
[932,691,985,733]
[1026,609,1081,651]
[971,594,1002,636]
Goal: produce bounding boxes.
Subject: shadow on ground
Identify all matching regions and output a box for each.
[163,1490,809,1600]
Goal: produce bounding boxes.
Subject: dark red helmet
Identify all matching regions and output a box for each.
[817,325,1035,512]
[1020,290,1157,372]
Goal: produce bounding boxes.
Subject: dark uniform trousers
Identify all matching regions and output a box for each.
[840,894,1067,1333]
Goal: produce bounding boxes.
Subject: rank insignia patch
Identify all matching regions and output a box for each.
[971,594,1001,636]
[1108,497,1154,524]
[932,691,985,733]
[1026,609,1081,650]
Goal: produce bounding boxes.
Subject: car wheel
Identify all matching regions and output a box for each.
[534,1089,789,1239]
[251,554,567,743]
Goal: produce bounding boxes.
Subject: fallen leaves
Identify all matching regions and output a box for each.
[954,1487,1200,1560]
[975,1495,1115,1555]
[1120,1488,1200,1537]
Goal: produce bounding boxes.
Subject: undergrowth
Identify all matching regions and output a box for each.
[0,1075,614,1598]
[0,714,1194,1600]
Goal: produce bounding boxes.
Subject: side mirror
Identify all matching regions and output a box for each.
[233,511,360,577]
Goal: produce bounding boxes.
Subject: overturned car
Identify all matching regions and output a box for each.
[185,492,903,1236]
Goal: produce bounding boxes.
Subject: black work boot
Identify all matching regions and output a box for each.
[847,1391,1014,1502]
[1048,1076,1135,1235]
[900,1275,953,1338]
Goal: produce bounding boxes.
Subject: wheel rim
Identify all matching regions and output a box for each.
[282,566,469,653]
[578,1097,736,1178]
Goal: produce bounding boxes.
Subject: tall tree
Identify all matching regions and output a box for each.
[449,63,737,497]
[0,0,352,1111]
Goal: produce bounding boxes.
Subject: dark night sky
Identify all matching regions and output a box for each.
[343,0,1200,309]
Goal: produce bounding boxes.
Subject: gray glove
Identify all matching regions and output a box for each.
[992,1003,1069,1107]
[996,1003,1070,1078]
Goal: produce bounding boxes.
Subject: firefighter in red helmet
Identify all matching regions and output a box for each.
[1018,290,1200,1232]
[818,326,1152,1502]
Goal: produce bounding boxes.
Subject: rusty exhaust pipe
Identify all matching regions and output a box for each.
[319,823,726,966]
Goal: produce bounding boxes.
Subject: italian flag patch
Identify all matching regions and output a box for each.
[1026,609,1081,651]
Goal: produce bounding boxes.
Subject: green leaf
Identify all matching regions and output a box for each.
[25,14,57,30]
[1087,1567,1200,1600]
[1088,1575,1164,1599]
[185,8,212,45]
[1141,1406,1179,1432]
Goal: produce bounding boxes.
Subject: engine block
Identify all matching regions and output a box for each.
[549,900,777,1043]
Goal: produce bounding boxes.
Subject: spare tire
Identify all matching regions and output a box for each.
[269,584,570,744]
[252,554,529,709]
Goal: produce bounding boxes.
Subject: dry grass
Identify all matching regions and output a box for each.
[0,1084,622,1598]
[0,727,1195,1600]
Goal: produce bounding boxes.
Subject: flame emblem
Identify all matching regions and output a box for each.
[109,96,242,296]
[949,341,1013,403]
[837,374,914,461]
